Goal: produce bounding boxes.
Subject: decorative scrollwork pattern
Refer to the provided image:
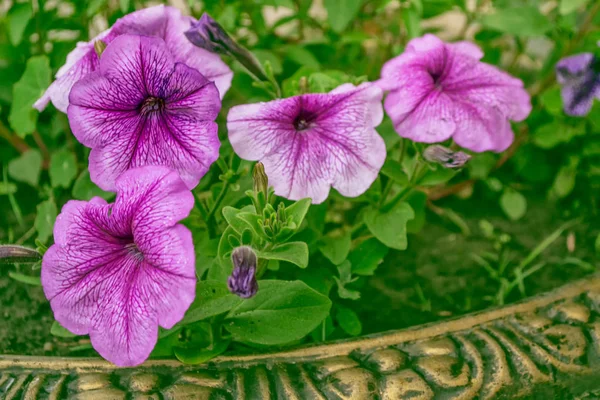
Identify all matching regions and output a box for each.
[2,275,600,399]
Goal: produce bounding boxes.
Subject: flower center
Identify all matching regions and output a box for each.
[293,110,317,131]
[139,96,165,116]
[125,242,144,261]
[429,70,443,88]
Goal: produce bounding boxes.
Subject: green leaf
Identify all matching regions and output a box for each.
[9,271,41,286]
[286,198,312,227]
[533,122,585,149]
[0,182,17,195]
[225,280,331,345]
[468,153,496,180]
[8,3,33,46]
[222,206,249,234]
[180,281,242,326]
[118,0,131,13]
[349,238,389,276]
[324,0,363,33]
[72,170,113,201]
[51,321,77,338]
[336,306,362,336]
[419,167,456,186]
[8,150,42,187]
[49,149,78,188]
[402,1,422,39]
[552,159,579,198]
[406,190,427,234]
[308,72,341,93]
[595,234,600,255]
[319,231,351,265]
[480,6,552,37]
[9,56,51,137]
[500,189,527,221]
[540,87,563,115]
[334,260,360,300]
[174,339,230,364]
[381,159,409,185]
[364,202,415,250]
[258,242,309,268]
[283,46,320,69]
[559,0,589,15]
[35,198,58,243]
[87,0,108,16]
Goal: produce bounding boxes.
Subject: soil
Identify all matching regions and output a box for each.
[0,193,597,356]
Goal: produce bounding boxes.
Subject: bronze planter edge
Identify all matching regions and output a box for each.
[2,274,600,399]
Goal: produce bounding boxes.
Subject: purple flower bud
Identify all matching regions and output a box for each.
[556,53,600,116]
[185,13,270,83]
[185,14,238,55]
[423,145,471,168]
[228,246,258,298]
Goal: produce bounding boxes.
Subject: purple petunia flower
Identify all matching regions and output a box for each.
[67,34,221,191]
[556,53,600,116]
[379,34,532,153]
[41,166,196,367]
[34,5,232,113]
[227,83,386,204]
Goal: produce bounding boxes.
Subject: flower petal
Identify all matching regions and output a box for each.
[112,166,195,235]
[228,98,300,161]
[228,84,385,203]
[452,102,514,152]
[34,44,100,113]
[393,90,456,143]
[42,166,196,367]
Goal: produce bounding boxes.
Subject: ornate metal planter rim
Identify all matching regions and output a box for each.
[2,274,600,398]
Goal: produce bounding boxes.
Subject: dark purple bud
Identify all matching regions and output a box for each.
[423,145,471,168]
[185,14,238,55]
[0,245,42,264]
[228,246,258,298]
[185,14,270,83]
[556,53,600,117]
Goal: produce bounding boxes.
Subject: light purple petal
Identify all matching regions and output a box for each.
[68,35,221,191]
[228,83,385,204]
[392,90,456,143]
[34,42,101,113]
[380,34,531,153]
[41,166,195,367]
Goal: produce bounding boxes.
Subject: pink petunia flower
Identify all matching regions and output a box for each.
[67,34,221,191]
[227,83,386,204]
[41,166,196,367]
[379,34,531,153]
[34,5,232,113]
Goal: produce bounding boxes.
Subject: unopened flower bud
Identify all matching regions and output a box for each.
[185,14,270,82]
[253,162,269,195]
[423,145,471,169]
[228,246,258,298]
[94,40,107,58]
[185,14,237,55]
[0,245,41,264]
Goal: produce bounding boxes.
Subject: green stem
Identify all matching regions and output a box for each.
[382,161,427,212]
[206,182,230,237]
[379,139,406,207]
